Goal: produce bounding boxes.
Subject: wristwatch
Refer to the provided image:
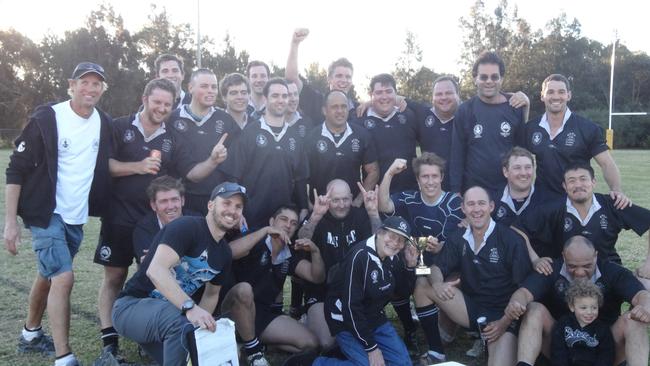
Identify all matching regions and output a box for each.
[181,299,195,315]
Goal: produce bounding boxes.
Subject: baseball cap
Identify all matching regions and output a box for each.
[71,62,106,81]
[380,216,412,241]
[210,182,247,202]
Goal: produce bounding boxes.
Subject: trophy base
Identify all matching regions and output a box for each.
[415,267,431,276]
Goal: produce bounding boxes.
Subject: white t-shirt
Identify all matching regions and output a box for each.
[52,100,101,225]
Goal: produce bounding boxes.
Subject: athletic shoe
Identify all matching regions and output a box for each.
[246,351,270,366]
[465,339,485,358]
[419,351,446,365]
[58,356,83,366]
[17,331,55,357]
[404,330,421,357]
[282,351,318,366]
[92,345,137,366]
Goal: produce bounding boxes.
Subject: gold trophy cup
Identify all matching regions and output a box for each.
[414,236,432,276]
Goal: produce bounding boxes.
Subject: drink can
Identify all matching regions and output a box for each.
[150,149,161,159]
[477,316,488,340]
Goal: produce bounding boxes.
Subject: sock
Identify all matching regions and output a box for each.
[22,324,42,341]
[427,350,446,361]
[416,304,444,355]
[55,353,75,366]
[516,362,533,366]
[392,298,416,333]
[101,326,119,348]
[242,337,263,355]
[270,302,284,315]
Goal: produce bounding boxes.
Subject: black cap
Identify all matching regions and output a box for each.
[71,62,106,81]
[380,216,412,241]
[210,182,247,202]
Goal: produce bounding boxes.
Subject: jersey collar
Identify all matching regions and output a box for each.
[559,261,602,283]
[539,107,572,139]
[321,123,353,148]
[500,185,535,216]
[132,113,166,142]
[365,235,387,275]
[368,106,398,122]
[265,235,292,265]
[463,218,496,255]
[260,117,289,142]
[180,105,216,127]
[286,111,302,127]
[429,108,454,124]
[566,194,601,226]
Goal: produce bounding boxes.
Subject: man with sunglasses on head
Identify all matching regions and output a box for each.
[449,51,527,199]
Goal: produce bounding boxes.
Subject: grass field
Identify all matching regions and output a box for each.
[0,149,648,366]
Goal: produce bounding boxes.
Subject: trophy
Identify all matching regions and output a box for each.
[414,236,432,276]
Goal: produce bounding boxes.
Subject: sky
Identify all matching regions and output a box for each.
[1,0,648,91]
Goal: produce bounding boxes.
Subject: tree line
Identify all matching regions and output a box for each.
[1,0,649,147]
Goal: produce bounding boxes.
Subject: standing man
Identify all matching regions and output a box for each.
[285,28,358,123]
[449,51,526,197]
[285,80,315,140]
[154,54,191,109]
[355,73,419,194]
[247,60,270,119]
[526,73,629,206]
[168,68,240,214]
[220,78,309,229]
[413,186,532,365]
[220,72,254,129]
[4,62,112,366]
[304,90,379,206]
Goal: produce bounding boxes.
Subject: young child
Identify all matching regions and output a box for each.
[550,279,615,366]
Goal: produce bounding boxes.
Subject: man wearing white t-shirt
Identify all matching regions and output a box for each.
[4,62,113,366]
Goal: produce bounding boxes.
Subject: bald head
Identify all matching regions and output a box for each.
[562,235,598,280]
[327,179,352,219]
[327,179,351,196]
[323,90,349,128]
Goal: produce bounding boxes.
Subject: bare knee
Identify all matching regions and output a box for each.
[50,271,74,291]
[296,331,319,352]
[228,282,254,306]
[413,278,433,306]
[103,267,128,288]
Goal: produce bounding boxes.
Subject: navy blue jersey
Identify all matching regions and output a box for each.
[287,112,316,141]
[108,114,194,227]
[298,83,358,125]
[304,123,378,199]
[515,193,650,263]
[391,190,463,265]
[434,221,532,311]
[218,119,309,229]
[167,107,241,197]
[121,216,232,299]
[449,95,525,194]
[352,108,419,193]
[526,112,608,197]
[523,258,644,324]
[232,236,300,305]
[132,209,202,260]
[551,313,615,366]
[493,185,545,227]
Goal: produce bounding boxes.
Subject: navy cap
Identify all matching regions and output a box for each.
[71,62,106,81]
[210,182,247,202]
[380,216,412,241]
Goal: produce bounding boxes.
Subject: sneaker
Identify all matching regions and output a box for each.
[56,355,83,366]
[419,351,446,365]
[246,351,270,366]
[17,331,55,357]
[282,351,318,366]
[465,339,485,358]
[404,330,420,357]
[92,345,137,366]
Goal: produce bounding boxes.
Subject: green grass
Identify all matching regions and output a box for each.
[0,149,648,366]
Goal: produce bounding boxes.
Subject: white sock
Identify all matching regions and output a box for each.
[54,354,76,366]
[22,326,41,341]
[427,350,446,361]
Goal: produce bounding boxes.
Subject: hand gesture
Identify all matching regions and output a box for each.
[185,306,217,332]
[210,133,228,164]
[403,242,419,268]
[267,226,291,245]
[4,218,21,255]
[433,278,460,302]
[504,299,527,320]
[294,238,318,253]
[292,28,309,44]
[311,188,331,220]
[425,236,444,254]
[357,183,379,214]
[387,159,407,177]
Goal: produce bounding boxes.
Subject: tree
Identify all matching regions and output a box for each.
[393,31,440,103]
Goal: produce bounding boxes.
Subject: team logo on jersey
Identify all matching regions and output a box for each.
[351,138,361,152]
[260,251,270,266]
[317,140,328,153]
[371,270,379,283]
[564,327,599,347]
[16,141,25,152]
[496,206,507,218]
[99,246,112,261]
[289,137,297,151]
[162,139,172,153]
[123,129,135,143]
[599,214,608,229]
[489,247,500,263]
[397,114,407,124]
[425,115,435,127]
[564,217,573,232]
[256,134,268,147]
[93,139,99,152]
[364,119,376,129]
[174,119,188,132]
[500,121,512,137]
[565,132,576,147]
[473,124,483,138]
[532,132,543,145]
[214,120,224,134]
[555,278,568,295]
[298,125,307,138]
[60,138,71,151]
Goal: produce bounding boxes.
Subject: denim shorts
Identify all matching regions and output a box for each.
[29,214,84,278]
